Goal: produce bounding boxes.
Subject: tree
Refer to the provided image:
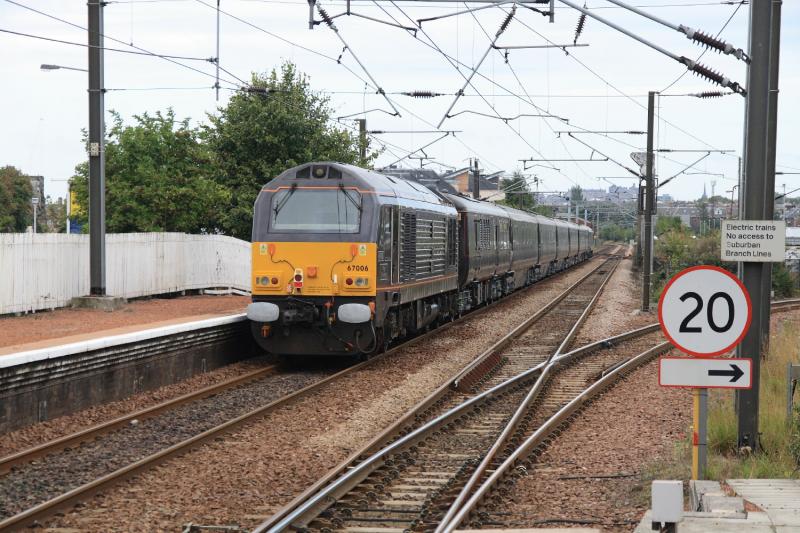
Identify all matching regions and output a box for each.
[500,172,534,210]
[70,109,229,233]
[45,196,66,233]
[204,62,369,239]
[569,185,584,204]
[655,215,684,235]
[0,166,34,232]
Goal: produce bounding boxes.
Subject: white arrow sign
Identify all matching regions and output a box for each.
[659,357,752,389]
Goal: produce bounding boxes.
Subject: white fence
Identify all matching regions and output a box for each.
[0,233,251,315]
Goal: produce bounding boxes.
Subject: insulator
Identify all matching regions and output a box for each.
[317,5,334,27]
[497,6,516,36]
[573,8,587,45]
[681,58,747,97]
[401,91,444,98]
[691,91,726,99]
[680,25,746,61]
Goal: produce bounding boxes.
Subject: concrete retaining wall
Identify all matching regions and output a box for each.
[0,319,255,433]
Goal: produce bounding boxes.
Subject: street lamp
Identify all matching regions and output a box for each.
[726,185,739,219]
[40,64,88,73]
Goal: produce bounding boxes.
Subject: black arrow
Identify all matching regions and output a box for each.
[708,364,744,383]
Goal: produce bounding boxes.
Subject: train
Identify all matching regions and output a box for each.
[246,162,595,357]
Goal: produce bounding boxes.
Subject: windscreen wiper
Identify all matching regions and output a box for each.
[339,185,362,212]
[273,183,298,216]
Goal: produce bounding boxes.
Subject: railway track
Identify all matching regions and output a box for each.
[260,322,666,533]
[0,251,614,531]
[260,289,800,532]
[257,255,626,532]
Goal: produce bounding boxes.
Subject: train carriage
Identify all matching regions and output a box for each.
[247,162,595,358]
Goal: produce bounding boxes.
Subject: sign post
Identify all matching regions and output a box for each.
[658,266,752,480]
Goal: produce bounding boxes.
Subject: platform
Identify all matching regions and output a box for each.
[0,297,254,433]
[634,479,800,532]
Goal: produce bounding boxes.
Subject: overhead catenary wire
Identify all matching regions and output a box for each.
[314,3,401,116]
[4,0,246,89]
[603,0,747,61]
[659,0,744,93]
[506,9,733,154]
[556,0,746,94]
[437,5,517,127]
[464,5,595,182]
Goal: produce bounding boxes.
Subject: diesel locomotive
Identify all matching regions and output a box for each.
[246,162,594,357]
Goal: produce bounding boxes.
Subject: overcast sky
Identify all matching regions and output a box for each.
[1,0,798,202]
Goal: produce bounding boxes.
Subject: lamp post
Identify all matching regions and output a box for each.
[727,185,739,219]
[40,64,88,73]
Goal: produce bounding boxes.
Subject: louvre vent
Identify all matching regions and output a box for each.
[400,211,417,282]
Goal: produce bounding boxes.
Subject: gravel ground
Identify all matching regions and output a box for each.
[0,294,248,350]
[0,356,276,459]
[574,249,654,346]
[490,356,691,532]
[0,366,340,519]
[42,257,606,532]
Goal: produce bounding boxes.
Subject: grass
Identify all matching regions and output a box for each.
[706,315,800,480]
[628,440,692,509]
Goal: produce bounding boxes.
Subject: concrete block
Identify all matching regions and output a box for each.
[652,480,683,525]
[71,295,127,311]
[701,495,746,514]
[690,480,723,511]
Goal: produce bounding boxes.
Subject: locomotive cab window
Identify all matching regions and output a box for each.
[270,188,362,233]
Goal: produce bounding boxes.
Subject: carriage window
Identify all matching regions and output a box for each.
[271,188,362,233]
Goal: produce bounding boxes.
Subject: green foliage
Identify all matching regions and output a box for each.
[203,62,368,239]
[772,263,795,298]
[707,321,800,478]
[45,196,66,233]
[500,172,535,210]
[70,109,229,233]
[531,204,555,218]
[655,215,683,235]
[599,223,634,242]
[0,166,34,232]
[569,185,584,204]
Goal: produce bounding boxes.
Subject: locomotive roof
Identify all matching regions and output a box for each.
[268,162,451,208]
[442,193,511,217]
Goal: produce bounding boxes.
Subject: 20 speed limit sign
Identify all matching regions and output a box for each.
[658,265,752,357]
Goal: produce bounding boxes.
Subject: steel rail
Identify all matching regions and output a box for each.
[0,249,615,531]
[258,256,622,532]
[440,340,673,532]
[434,257,619,531]
[452,255,618,391]
[255,255,616,532]
[262,322,660,533]
[0,364,280,474]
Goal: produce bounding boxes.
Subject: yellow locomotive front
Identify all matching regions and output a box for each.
[247,163,383,356]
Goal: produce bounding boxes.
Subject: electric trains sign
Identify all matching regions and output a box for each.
[657,266,753,389]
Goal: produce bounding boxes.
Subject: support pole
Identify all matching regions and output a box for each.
[472,158,480,199]
[760,0,782,355]
[635,185,643,268]
[642,91,655,311]
[88,0,106,296]
[692,388,708,480]
[215,0,221,101]
[736,0,778,452]
[357,118,367,164]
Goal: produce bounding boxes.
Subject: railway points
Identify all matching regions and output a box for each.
[3,0,797,528]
